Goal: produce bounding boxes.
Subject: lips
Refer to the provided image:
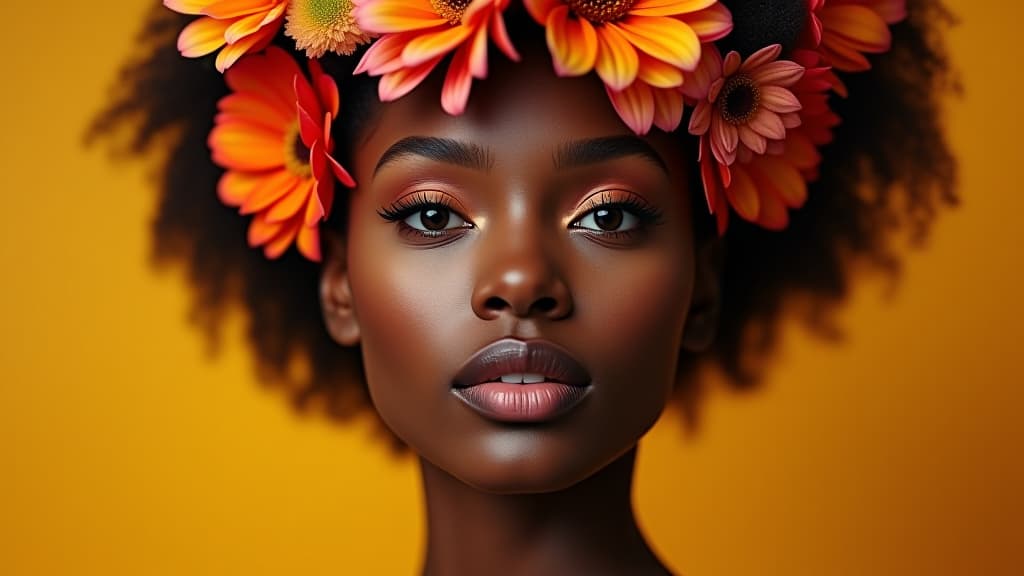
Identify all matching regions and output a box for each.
[451,339,592,423]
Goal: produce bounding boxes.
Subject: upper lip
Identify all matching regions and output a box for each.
[452,338,591,388]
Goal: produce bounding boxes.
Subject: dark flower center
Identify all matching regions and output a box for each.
[285,124,313,177]
[566,0,636,23]
[719,75,761,125]
[431,0,471,24]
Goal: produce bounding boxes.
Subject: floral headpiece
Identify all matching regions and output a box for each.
[166,0,905,260]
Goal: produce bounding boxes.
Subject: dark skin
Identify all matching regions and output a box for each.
[320,48,721,575]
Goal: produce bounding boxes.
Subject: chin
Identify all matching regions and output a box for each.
[436,431,637,495]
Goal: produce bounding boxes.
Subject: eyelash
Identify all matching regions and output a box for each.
[377,191,454,222]
[570,191,664,240]
[377,190,663,243]
[377,191,469,242]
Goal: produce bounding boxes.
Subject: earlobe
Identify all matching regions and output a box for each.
[320,230,361,346]
[682,237,723,353]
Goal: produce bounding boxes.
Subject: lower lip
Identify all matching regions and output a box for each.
[453,382,591,423]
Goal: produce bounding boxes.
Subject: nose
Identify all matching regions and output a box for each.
[470,234,573,321]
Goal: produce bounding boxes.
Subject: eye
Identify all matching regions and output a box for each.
[403,204,469,232]
[574,205,641,232]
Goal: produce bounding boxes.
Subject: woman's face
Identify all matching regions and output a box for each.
[324,50,707,493]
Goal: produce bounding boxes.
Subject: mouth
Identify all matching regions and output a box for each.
[451,338,592,423]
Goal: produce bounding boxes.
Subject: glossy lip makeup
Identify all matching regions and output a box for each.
[451,338,593,423]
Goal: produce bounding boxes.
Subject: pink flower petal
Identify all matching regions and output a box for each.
[748,111,785,140]
[605,82,655,135]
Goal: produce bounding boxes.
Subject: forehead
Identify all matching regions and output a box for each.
[354,48,680,167]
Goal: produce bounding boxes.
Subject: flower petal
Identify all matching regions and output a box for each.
[545,6,598,76]
[750,154,807,208]
[378,56,444,101]
[630,0,717,17]
[725,164,760,221]
[748,60,805,87]
[489,9,520,61]
[748,111,786,140]
[402,23,474,67]
[262,216,303,258]
[355,2,448,34]
[217,171,262,206]
[267,178,314,222]
[164,0,208,16]
[594,25,639,91]
[248,212,283,247]
[760,85,802,114]
[680,43,722,101]
[688,100,711,135]
[636,53,684,88]
[296,224,321,262]
[615,16,701,71]
[605,82,655,135]
[209,124,286,171]
[738,124,766,154]
[652,87,684,132]
[354,32,412,75]
[441,42,474,115]
[523,0,561,24]
[215,19,281,71]
[241,170,301,214]
[177,16,230,58]
[739,44,781,73]
[202,0,278,19]
[678,3,734,43]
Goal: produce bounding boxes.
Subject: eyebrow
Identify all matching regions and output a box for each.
[374,136,493,175]
[554,136,669,174]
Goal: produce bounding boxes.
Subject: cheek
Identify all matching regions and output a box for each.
[343,209,476,440]
[576,240,694,386]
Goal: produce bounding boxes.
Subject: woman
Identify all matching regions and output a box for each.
[92,0,956,573]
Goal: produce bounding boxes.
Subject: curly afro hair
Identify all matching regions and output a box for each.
[88,0,959,440]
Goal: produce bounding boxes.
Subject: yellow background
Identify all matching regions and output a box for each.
[2,1,1021,574]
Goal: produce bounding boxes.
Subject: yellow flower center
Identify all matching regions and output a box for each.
[719,75,761,125]
[430,0,471,25]
[566,0,636,24]
[284,124,313,177]
[305,0,354,27]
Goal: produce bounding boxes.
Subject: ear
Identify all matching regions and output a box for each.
[682,235,723,352]
[320,230,361,346]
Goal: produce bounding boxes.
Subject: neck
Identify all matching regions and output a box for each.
[418,448,671,576]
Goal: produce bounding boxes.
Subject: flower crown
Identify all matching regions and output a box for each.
[165,0,905,261]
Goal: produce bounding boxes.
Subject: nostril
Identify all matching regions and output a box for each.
[532,297,557,313]
[484,296,507,311]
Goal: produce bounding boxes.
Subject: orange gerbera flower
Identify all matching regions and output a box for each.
[164,0,288,72]
[211,46,356,261]
[353,0,520,115]
[803,0,907,72]
[523,0,733,90]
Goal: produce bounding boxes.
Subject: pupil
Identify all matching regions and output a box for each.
[421,207,449,231]
[594,208,623,231]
